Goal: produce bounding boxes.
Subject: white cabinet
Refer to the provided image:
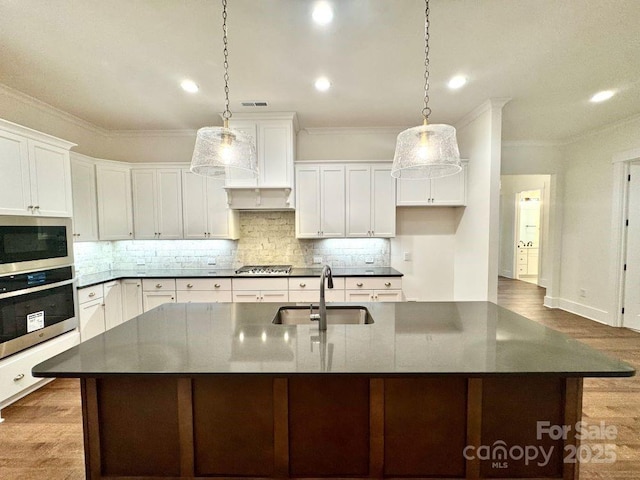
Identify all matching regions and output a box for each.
[132,169,183,240]
[96,164,134,240]
[70,154,99,241]
[0,122,74,217]
[346,163,396,237]
[182,170,239,239]
[517,247,539,276]
[232,278,289,303]
[78,284,106,342]
[142,279,176,312]
[104,281,123,330]
[176,278,232,303]
[122,279,143,321]
[344,276,403,302]
[288,277,345,303]
[396,162,467,206]
[295,164,345,238]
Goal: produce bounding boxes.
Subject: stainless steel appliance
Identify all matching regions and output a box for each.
[0,216,76,359]
[235,265,292,275]
[0,216,73,275]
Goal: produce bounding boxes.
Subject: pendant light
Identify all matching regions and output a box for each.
[391,0,461,180]
[190,0,258,178]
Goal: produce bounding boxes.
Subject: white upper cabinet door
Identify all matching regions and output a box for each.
[96,164,134,240]
[371,164,396,237]
[131,169,157,239]
[430,165,467,205]
[156,169,183,239]
[225,121,258,187]
[71,157,99,241]
[320,165,345,237]
[396,178,430,206]
[181,170,208,239]
[28,140,72,217]
[295,165,321,238]
[207,176,238,238]
[259,121,292,186]
[0,130,31,215]
[346,165,372,237]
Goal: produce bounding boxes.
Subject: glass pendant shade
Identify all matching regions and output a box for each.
[190,126,257,177]
[391,123,462,179]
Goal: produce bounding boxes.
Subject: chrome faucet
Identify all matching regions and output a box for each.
[310,264,333,330]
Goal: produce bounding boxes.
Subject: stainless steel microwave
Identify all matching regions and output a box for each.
[0,216,74,275]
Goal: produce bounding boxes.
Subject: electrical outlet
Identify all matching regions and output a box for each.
[313,256,322,264]
[207,258,216,265]
[403,251,412,261]
[136,259,145,266]
[579,288,587,298]
[365,257,374,264]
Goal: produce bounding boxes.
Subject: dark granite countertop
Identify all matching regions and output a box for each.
[76,267,404,288]
[33,302,635,378]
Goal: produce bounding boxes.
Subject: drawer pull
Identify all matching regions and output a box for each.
[156,284,162,288]
[214,283,221,288]
[13,373,25,382]
[356,282,364,287]
[186,283,193,288]
[300,283,306,288]
[88,292,96,297]
[385,282,391,287]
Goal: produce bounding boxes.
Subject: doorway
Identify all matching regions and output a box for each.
[515,190,541,284]
[622,162,640,330]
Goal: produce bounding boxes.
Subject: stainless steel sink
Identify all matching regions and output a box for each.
[272,306,374,325]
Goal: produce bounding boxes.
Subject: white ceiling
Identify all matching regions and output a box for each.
[0,0,639,141]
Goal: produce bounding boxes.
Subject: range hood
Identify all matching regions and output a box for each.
[224,186,294,210]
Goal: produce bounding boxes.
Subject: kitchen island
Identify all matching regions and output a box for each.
[33,302,634,480]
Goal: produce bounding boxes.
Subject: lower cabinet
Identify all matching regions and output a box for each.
[176,278,232,303]
[344,277,403,302]
[121,279,143,321]
[142,279,177,312]
[78,284,106,342]
[345,290,403,302]
[288,277,345,303]
[104,280,123,330]
[232,278,289,303]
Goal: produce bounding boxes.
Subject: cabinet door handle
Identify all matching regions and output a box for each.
[129,232,133,236]
[300,283,306,288]
[385,282,391,287]
[186,284,193,288]
[88,292,96,297]
[13,373,25,382]
[34,206,40,210]
[356,282,363,287]
[214,283,221,288]
[27,205,33,210]
[101,304,105,307]
[171,297,174,300]
[156,284,162,288]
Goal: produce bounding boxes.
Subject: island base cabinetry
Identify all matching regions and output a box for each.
[81,375,582,480]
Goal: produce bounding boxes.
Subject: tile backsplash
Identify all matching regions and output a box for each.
[74,211,390,275]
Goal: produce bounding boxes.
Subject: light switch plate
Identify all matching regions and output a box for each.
[136,259,145,266]
[365,257,374,264]
[313,256,322,264]
[403,252,412,261]
[207,258,216,265]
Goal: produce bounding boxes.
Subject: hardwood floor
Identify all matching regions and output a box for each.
[0,278,638,479]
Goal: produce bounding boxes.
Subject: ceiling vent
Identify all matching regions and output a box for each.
[241,101,268,107]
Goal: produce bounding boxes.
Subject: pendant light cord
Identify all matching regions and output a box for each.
[221,0,232,123]
[421,0,431,124]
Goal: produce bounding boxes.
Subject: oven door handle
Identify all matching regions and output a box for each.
[0,278,76,300]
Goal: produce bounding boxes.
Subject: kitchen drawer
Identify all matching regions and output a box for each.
[142,278,177,291]
[517,265,527,274]
[261,291,289,302]
[288,289,345,303]
[232,278,288,291]
[176,290,232,303]
[518,248,528,255]
[232,290,289,303]
[176,278,232,291]
[288,277,345,290]
[517,256,528,265]
[78,284,104,304]
[0,331,80,406]
[344,277,402,290]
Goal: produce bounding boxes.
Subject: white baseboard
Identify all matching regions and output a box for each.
[499,270,514,279]
[557,299,610,325]
[544,296,559,308]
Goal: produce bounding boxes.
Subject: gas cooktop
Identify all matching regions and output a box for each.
[235,265,292,275]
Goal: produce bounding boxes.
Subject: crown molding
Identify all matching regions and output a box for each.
[559,111,640,147]
[455,98,511,131]
[303,126,408,136]
[223,111,300,131]
[0,83,109,137]
[502,140,561,148]
[109,129,196,138]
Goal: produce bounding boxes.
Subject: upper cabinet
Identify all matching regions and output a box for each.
[0,119,75,217]
[346,163,396,238]
[96,163,134,240]
[295,164,345,238]
[70,154,99,241]
[225,113,297,209]
[132,168,183,240]
[182,170,239,240]
[396,161,468,206]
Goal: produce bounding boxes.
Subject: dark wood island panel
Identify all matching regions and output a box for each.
[80,375,583,480]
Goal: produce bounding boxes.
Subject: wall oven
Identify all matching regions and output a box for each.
[0,216,76,360]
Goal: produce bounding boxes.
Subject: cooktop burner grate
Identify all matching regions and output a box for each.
[235,265,292,275]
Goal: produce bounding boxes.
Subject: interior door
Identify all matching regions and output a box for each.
[623,163,640,330]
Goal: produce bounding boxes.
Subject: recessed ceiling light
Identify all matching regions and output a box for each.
[590,90,615,103]
[315,77,331,92]
[180,79,199,93]
[312,2,333,25]
[447,75,467,90]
